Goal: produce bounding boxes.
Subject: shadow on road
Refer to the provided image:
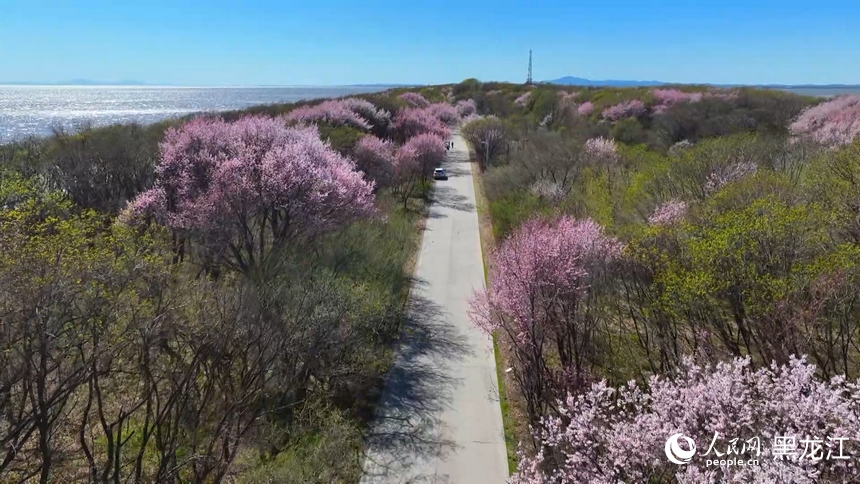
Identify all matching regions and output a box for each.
[361,287,474,482]
[431,185,474,213]
[440,164,470,178]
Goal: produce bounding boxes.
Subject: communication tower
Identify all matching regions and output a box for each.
[526,50,533,85]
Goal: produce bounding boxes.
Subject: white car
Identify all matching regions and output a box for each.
[433,168,448,180]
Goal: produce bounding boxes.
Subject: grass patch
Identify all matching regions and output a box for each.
[345,188,429,477]
[469,142,519,474]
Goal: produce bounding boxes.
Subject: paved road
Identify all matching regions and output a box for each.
[361,131,509,483]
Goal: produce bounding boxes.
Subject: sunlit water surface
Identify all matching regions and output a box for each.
[0,85,393,143]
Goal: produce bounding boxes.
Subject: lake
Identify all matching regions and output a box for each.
[0,85,395,143]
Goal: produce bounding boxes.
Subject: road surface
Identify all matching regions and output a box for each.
[361,131,509,483]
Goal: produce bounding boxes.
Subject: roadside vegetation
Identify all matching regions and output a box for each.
[0,89,460,482]
[455,78,860,482]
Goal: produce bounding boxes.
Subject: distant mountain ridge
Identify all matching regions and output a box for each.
[544,76,667,87]
[544,76,860,89]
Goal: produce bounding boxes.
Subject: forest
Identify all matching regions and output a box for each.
[452,80,860,482]
[0,89,467,482]
[3,78,860,482]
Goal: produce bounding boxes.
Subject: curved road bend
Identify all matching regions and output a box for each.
[360,131,509,483]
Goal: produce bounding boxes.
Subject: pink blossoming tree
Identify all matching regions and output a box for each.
[125,116,375,275]
[702,161,758,195]
[512,356,860,484]
[283,99,371,131]
[648,199,688,226]
[576,102,595,116]
[652,89,703,105]
[470,216,623,423]
[515,91,532,106]
[282,97,390,135]
[790,95,860,145]
[602,99,647,122]
[530,179,566,202]
[398,91,431,108]
[583,137,620,165]
[402,133,446,181]
[455,98,477,118]
[392,107,452,142]
[353,135,396,190]
[339,97,392,133]
[426,102,461,127]
[460,112,482,125]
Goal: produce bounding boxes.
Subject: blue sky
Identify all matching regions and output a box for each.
[1,0,858,86]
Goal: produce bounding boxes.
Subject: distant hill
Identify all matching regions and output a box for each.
[544,76,668,87]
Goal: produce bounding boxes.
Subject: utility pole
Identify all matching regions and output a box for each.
[482,140,489,170]
[526,49,533,85]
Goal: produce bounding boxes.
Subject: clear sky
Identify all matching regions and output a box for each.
[1,0,858,86]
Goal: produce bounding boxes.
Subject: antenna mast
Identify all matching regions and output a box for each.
[526,50,533,85]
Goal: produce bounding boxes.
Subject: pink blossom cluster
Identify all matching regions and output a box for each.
[648,199,688,226]
[401,133,446,176]
[576,101,595,115]
[393,142,419,173]
[338,97,392,129]
[530,179,565,202]
[584,137,620,165]
[353,135,396,189]
[426,102,461,127]
[651,89,704,114]
[398,91,431,108]
[487,89,503,96]
[470,215,623,339]
[703,161,758,195]
[655,89,702,103]
[512,356,860,484]
[391,141,423,188]
[514,91,532,106]
[460,112,482,125]
[601,99,647,122]
[652,89,704,105]
[283,99,369,131]
[455,98,477,118]
[392,107,452,141]
[127,116,374,241]
[470,215,624,423]
[790,95,860,145]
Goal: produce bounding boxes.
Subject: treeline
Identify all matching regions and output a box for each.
[456,79,860,482]
[0,89,464,482]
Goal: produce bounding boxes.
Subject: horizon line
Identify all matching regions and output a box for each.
[0,83,422,89]
[2,81,859,89]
